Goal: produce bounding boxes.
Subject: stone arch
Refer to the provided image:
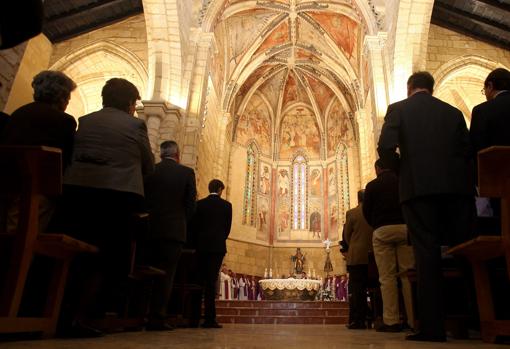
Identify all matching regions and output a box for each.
[51,40,148,116]
[434,55,507,124]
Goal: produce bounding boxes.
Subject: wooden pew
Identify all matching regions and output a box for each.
[0,146,98,338]
[447,146,510,342]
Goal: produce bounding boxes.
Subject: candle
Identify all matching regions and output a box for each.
[313,269,316,278]
[264,268,268,278]
[269,268,273,278]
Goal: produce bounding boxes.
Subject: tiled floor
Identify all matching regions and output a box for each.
[0,325,505,349]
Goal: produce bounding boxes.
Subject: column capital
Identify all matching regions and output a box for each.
[137,100,182,121]
[363,32,388,53]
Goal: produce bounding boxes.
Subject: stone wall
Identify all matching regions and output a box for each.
[0,42,27,112]
[426,25,510,74]
[3,34,52,114]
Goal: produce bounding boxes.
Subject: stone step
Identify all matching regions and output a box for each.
[217,315,349,325]
[216,300,348,309]
[216,307,348,317]
[215,300,349,325]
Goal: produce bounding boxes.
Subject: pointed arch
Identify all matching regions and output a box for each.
[291,153,308,230]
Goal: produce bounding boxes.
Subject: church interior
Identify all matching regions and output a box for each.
[1,0,510,347]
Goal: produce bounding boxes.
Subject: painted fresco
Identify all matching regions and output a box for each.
[305,75,335,116]
[238,65,272,97]
[227,10,276,65]
[309,167,322,197]
[327,162,339,241]
[308,200,322,240]
[259,68,286,113]
[280,107,320,159]
[277,168,290,198]
[282,72,298,108]
[259,163,271,195]
[235,94,271,155]
[308,12,359,65]
[295,48,321,64]
[327,101,354,157]
[296,17,331,57]
[256,196,270,241]
[255,20,290,56]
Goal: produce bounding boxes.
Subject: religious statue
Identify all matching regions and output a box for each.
[323,239,333,276]
[291,248,305,275]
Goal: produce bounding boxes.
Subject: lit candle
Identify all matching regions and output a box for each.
[264,268,268,278]
[269,268,273,278]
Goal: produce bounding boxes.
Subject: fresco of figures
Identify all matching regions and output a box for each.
[327,101,354,157]
[327,162,340,241]
[259,163,271,195]
[309,167,322,197]
[279,107,320,159]
[256,196,270,241]
[235,94,272,155]
[308,201,322,240]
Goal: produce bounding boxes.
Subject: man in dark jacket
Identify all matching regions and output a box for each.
[378,71,474,342]
[363,159,414,332]
[144,140,197,330]
[470,68,510,154]
[190,179,232,328]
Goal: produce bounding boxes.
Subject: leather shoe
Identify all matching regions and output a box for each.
[405,332,446,342]
[346,322,367,330]
[376,323,402,332]
[146,322,174,331]
[201,322,223,328]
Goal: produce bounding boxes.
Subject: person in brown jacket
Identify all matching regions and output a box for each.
[342,190,374,329]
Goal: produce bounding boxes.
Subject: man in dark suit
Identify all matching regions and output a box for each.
[144,140,197,330]
[470,68,510,218]
[342,190,374,330]
[470,68,510,154]
[378,71,474,342]
[190,179,232,328]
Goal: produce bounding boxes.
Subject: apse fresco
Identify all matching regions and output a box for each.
[238,66,272,98]
[211,26,226,97]
[282,73,298,108]
[259,68,285,113]
[235,94,272,155]
[256,195,270,241]
[255,20,289,56]
[327,101,353,157]
[259,163,271,195]
[308,200,323,240]
[327,162,339,241]
[306,75,335,116]
[296,17,333,58]
[309,167,322,197]
[279,107,320,159]
[227,10,277,65]
[308,12,359,66]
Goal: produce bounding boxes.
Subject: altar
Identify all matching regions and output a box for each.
[258,278,321,301]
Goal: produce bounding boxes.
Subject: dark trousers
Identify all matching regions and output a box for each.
[147,240,183,319]
[190,252,224,324]
[347,264,368,325]
[402,194,474,336]
[53,185,143,325]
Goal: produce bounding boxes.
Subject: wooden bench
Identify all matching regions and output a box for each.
[0,146,98,338]
[447,146,510,342]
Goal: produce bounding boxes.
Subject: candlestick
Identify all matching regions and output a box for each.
[264,268,268,278]
[269,268,273,278]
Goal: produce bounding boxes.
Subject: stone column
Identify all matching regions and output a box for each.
[355,109,376,186]
[364,33,389,143]
[137,100,181,158]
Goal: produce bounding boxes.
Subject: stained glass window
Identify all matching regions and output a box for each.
[292,155,307,230]
[243,144,258,226]
[337,145,350,224]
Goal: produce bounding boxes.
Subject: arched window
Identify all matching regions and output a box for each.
[243,144,258,226]
[337,145,350,224]
[292,155,307,230]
